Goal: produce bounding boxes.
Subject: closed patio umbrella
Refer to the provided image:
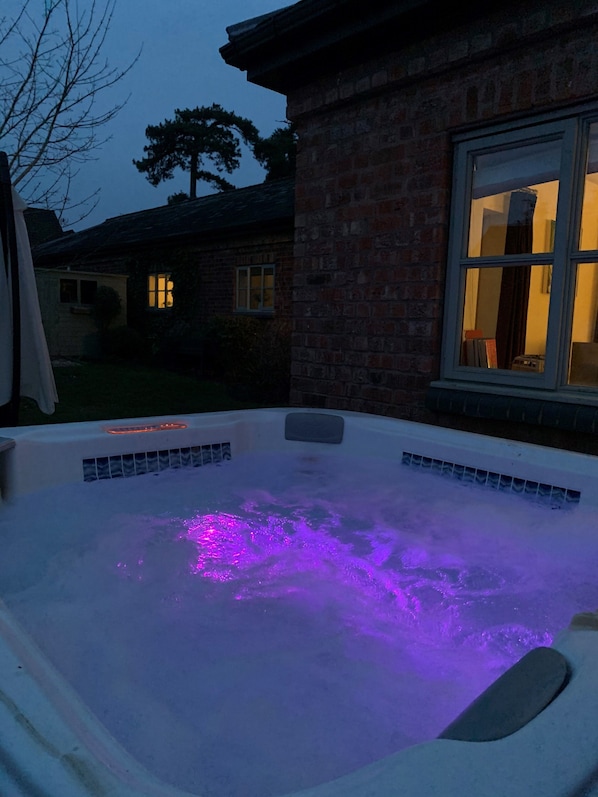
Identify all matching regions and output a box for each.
[0,151,57,426]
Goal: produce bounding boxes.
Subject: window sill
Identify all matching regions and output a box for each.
[427,380,598,434]
[234,309,274,318]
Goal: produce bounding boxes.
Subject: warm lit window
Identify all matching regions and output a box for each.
[441,114,598,393]
[148,273,173,310]
[236,265,274,313]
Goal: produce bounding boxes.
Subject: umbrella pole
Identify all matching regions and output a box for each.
[0,152,20,427]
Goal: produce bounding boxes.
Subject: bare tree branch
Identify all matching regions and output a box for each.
[0,0,139,224]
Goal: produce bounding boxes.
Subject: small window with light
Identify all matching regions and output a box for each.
[148,273,173,310]
[236,265,274,313]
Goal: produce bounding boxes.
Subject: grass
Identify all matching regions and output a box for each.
[17,360,273,426]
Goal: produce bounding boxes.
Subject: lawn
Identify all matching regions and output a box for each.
[17,361,273,426]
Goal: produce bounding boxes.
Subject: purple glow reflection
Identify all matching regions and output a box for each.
[170,505,554,665]
[4,450,595,797]
[180,512,258,582]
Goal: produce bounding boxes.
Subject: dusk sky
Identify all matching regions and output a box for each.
[59,0,292,230]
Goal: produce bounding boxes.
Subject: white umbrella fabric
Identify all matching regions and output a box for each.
[0,155,57,423]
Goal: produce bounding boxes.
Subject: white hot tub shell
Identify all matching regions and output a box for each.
[0,408,597,797]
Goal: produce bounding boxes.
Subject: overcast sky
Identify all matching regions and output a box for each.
[62,0,291,230]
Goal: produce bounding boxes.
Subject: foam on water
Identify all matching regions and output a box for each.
[1,450,597,797]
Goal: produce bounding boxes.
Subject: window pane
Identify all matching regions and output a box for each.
[568,263,598,386]
[250,268,262,309]
[579,125,598,250]
[467,140,561,257]
[263,287,274,309]
[166,278,174,308]
[148,275,156,308]
[250,272,262,291]
[460,264,549,371]
[80,280,97,305]
[156,272,165,309]
[237,287,248,308]
[60,278,78,303]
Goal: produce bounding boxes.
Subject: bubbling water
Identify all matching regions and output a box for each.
[1,450,597,797]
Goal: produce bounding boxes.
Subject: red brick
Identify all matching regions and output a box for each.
[285,0,598,443]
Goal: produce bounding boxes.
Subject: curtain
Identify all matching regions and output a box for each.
[495,188,537,369]
[0,152,57,426]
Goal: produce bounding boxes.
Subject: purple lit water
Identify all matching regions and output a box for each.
[1,451,597,797]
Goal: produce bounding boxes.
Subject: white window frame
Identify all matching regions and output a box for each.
[438,109,598,402]
[235,264,275,314]
[59,277,98,305]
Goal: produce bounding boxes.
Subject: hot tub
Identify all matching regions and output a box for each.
[1,408,598,797]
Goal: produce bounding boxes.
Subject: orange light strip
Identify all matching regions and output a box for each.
[105,422,188,435]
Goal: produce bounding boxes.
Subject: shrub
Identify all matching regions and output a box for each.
[91,285,122,333]
[201,315,290,403]
[102,325,149,363]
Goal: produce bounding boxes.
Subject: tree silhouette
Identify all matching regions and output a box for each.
[133,104,260,199]
[167,190,190,205]
[254,122,297,181]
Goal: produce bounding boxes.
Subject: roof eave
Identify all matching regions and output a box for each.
[220,0,436,93]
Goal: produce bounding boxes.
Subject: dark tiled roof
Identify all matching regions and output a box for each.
[23,207,64,247]
[221,0,503,93]
[221,0,425,91]
[226,9,284,38]
[33,178,294,262]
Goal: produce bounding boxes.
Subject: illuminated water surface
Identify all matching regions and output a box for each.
[1,451,597,797]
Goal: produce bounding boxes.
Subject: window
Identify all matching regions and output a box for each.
[60,278,78,303]
[148,273,173,309]
[441,113,598,394]
[236,265,274,313]
[60,277,97,304]
[80,280,98,305]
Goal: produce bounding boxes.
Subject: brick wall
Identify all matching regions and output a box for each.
[285,0,598,449]
[37,229,294,347]
[189,232,294,322]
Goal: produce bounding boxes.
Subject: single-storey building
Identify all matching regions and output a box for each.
[33,178,295,361]
[222,0,598,454]
[34,268,128,358]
